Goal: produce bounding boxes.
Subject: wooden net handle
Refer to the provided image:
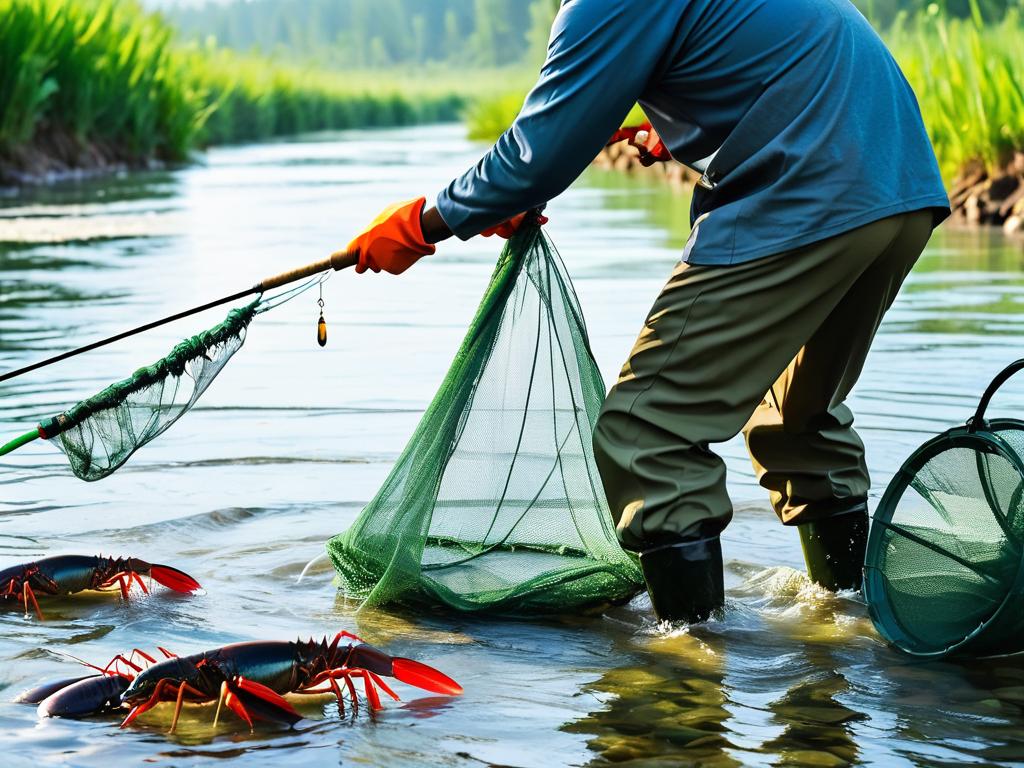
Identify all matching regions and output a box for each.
[255,250,358,292]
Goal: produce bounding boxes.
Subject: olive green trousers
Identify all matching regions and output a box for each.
[593,211,934,551]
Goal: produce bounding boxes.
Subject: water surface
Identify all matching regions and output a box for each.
[2,125,1024,767]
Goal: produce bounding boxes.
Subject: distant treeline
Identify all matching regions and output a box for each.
[171,0,560,68]
[170,0,1017,68]
[0,0,475,179]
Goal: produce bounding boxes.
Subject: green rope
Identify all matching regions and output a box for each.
[0,429,39,457]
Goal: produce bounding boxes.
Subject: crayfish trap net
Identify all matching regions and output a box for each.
[37,301,260,481]
[865,360,1024,658]
[327,222,643,614]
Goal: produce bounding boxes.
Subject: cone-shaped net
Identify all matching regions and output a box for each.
[865,423,1024,657]
[327,224,642,613]
[39,300,260,481]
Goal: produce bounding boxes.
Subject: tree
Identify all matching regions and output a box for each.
[525,0,557,67]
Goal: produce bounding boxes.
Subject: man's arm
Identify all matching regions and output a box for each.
[433,0,677,240]
[421,205,453,244]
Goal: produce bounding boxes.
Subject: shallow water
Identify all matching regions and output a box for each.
[2,125,1024,767]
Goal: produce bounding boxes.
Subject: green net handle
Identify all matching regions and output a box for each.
[969,358,1024,432]
[0,428,39,457]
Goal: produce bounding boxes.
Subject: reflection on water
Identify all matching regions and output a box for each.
[2,126,1024,766]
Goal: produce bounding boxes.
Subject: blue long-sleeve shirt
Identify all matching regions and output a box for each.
[437,0,950,266]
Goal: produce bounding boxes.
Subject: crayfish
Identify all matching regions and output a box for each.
[18,632,462,732]
[0,555,201,620]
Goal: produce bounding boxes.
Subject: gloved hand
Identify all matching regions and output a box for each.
[607,122,671,167]
[481,212,549,239]
[349,197,436,275]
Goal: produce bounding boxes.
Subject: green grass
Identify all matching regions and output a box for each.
[886,5,1024,179]
[465,7,1024,183]
[0,0,488,169]
[185,48,472,146]
[0,0,206,162]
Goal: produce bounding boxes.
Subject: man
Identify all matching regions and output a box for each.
[346,0,950,623]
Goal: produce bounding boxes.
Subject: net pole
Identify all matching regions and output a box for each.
[0,429,39,457]
[0,287,258,385]
[0,250,357,385]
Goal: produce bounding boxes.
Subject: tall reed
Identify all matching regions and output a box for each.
[0,0,470,171]
[887,4,1024,179]
[0,0,206,161]
[187,46,465,146]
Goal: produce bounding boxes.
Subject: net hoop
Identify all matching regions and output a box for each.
[866,357,1024,659]
[866,420,1024,657]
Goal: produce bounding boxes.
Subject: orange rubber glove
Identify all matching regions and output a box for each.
[349,197,436,275]
[606,122,671,167]
[481,212,549,239]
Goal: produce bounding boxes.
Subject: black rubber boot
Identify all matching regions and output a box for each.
[639,537,724,623]
[797,503,869,592]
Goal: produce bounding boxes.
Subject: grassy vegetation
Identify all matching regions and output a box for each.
[185,47,472,146]
[0,0,205,163]
[466,6,1024,183]
[0,0,475,173]
[887,5,1024,179]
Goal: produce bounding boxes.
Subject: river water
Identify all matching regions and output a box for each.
[1,125,1024,767]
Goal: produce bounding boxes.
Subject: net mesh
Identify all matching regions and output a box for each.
[39,300,260,481]
[327,223,643,614]
[866,424,1024,657]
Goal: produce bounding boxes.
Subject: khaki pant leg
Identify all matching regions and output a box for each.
[743,210,934,524]
[594,214,915,551]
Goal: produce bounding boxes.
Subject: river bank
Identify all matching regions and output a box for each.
[0,0,477,187]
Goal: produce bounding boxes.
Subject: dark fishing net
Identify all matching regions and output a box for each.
[865,401,1024,657]
[327,222,643,614]
[37,300,261,481]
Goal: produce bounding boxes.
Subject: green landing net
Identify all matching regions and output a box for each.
[865,359,1024,658]
[37,301,259,482]
[0,277,321,482]
[327,222,644,614]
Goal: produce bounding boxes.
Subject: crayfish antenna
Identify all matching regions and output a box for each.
[334,630,365,645]
[148,565,202,594]
[390,658,463,696]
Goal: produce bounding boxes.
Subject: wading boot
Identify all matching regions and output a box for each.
[639,537,724,623]
[798,503,869,592]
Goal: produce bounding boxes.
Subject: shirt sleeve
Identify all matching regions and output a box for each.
[436,0,677,240]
